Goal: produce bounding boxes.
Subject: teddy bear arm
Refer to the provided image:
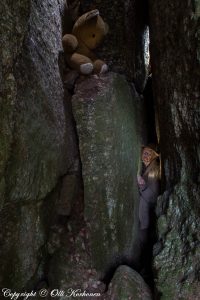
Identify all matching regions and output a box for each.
[62,34,78,53]
[67,53,93,74]
[77,44,97,61]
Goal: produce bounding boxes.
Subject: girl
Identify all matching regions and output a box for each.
[137,144,160,231]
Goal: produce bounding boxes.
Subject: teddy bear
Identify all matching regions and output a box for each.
[62,9,108,75]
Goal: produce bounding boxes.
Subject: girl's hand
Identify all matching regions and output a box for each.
[137,175,145,186]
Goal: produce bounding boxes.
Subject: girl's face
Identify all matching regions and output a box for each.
[142,148,155,166]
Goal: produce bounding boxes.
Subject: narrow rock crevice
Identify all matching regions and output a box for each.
[59,1,159,297]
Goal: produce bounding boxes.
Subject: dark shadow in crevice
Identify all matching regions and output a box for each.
[140,75,162,299]
[143,74,158,145]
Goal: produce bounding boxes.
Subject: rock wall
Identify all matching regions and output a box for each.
[0,0,78,289]
[149,0,200,298]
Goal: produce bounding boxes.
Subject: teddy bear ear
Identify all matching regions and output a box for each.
[85,9,99,21]
[73,9,99,33]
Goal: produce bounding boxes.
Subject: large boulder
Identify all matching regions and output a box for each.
[149,0,200,298]
[106,265,152,300]
[0,0,78,289]
[72,73,142,277]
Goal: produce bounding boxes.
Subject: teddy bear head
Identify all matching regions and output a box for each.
[72,9,108,50]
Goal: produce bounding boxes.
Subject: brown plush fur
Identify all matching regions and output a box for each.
[62,9,108,75]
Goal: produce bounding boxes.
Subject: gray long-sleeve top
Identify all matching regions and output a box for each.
[138,160,160,230]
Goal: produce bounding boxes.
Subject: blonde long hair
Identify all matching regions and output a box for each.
[144,158,161,180]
